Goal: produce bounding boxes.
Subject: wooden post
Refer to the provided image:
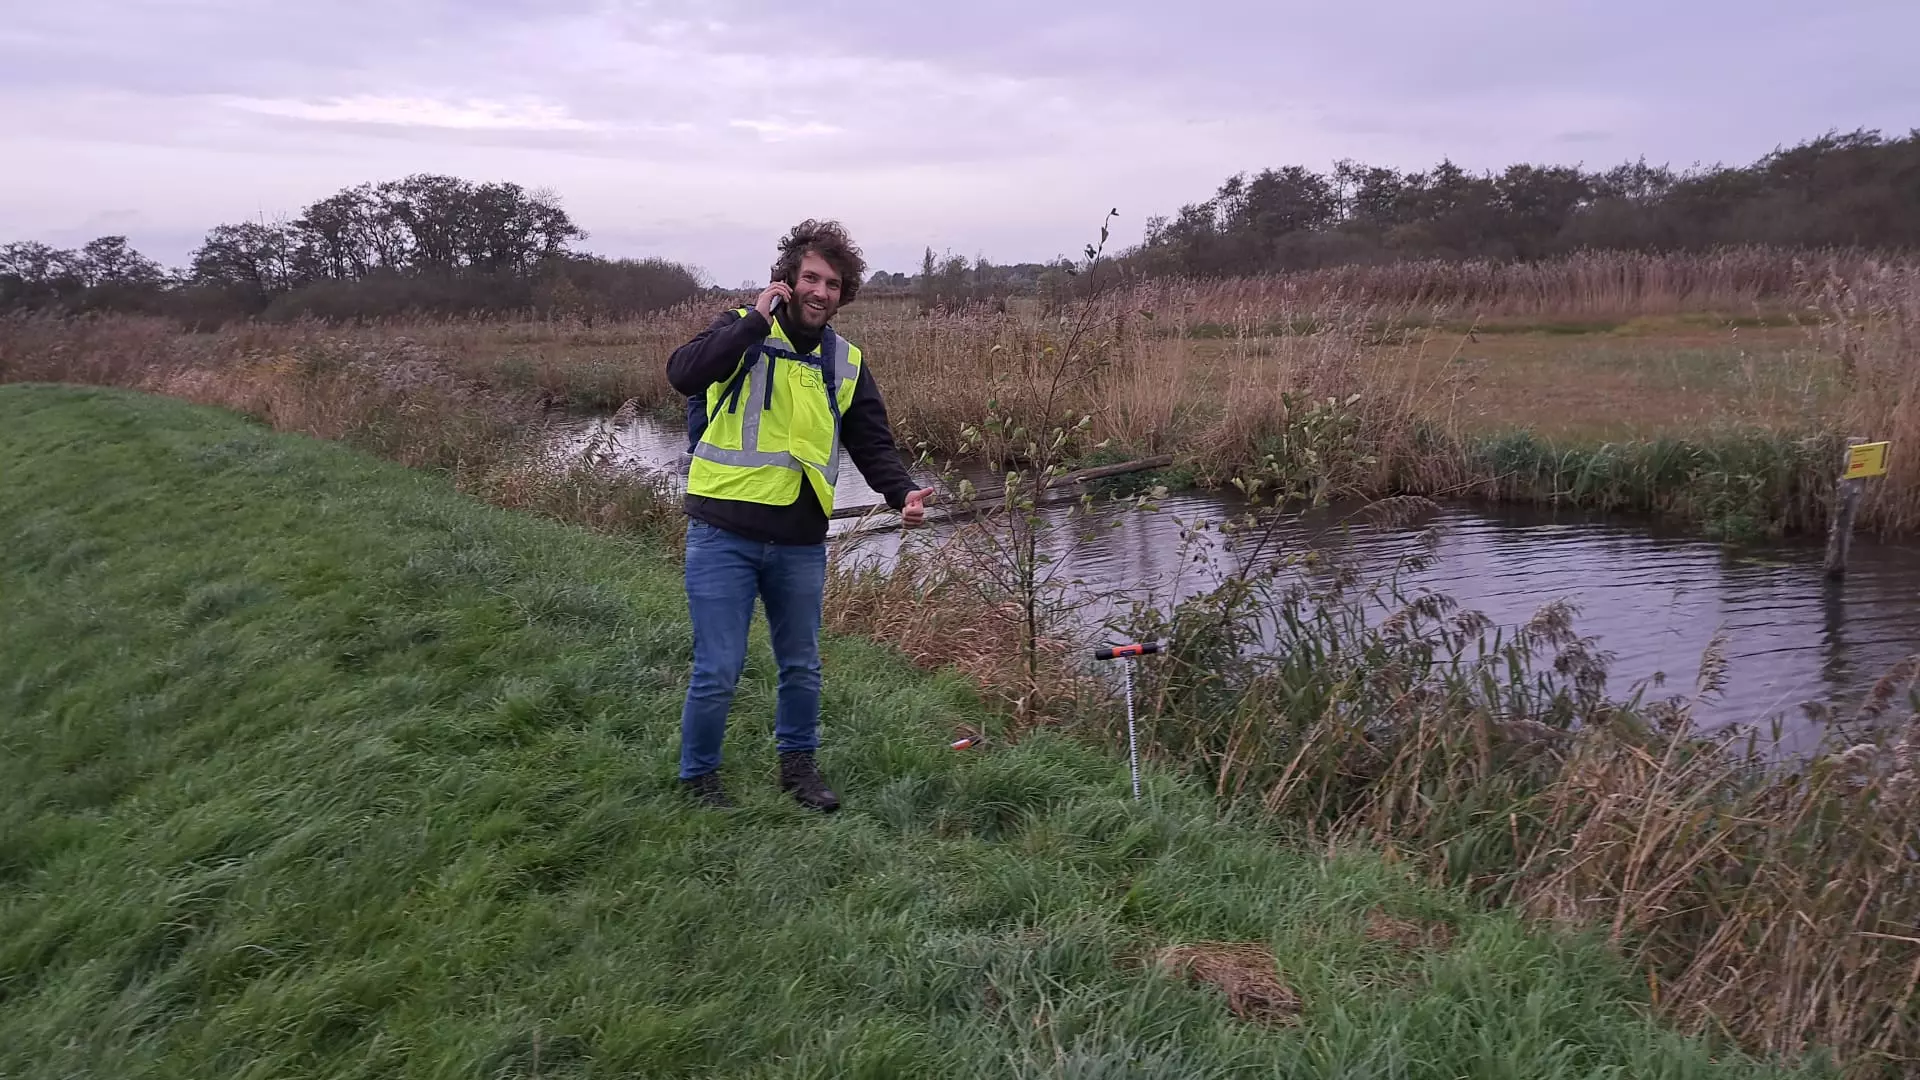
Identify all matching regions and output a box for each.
[1824,437,1866,581]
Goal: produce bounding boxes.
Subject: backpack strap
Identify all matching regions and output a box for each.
[686,344,760,453]
[684,325,845,453]
[819,325,844,438]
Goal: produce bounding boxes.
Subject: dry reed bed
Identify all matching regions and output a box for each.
[1512,693,1920,1072]
[837,260,1918,535]
[1823,261,1920,531]
[1123,247,1879,324]
[1325,666,1920,1074]
[823,294,1415,478]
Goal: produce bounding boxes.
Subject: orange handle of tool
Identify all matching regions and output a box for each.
[1094,641,1163,660]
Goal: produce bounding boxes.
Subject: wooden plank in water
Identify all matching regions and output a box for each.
[826,454,1174,521]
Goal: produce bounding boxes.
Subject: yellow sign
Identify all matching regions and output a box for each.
[1844,441,1891,480]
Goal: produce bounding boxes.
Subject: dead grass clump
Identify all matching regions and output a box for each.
[1364,910,1456,954]
[1154,942,1303,1024]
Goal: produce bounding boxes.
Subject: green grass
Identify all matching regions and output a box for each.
[1456,427,1834,541]
[0,384,1829,1078]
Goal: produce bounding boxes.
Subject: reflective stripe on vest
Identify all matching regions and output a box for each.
[688,309,861,510]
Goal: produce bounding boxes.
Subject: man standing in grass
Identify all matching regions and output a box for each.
[666,220,933,811]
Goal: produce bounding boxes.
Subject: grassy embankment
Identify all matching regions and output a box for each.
[0,383,1830,1078]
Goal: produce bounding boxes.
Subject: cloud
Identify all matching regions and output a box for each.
[3,0,1917,279]
[223,95,611,132]
[726,118,845,141]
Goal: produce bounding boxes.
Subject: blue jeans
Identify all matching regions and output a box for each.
[678,520,828,779]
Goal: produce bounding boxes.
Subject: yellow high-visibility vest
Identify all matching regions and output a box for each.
[686,308,863,515]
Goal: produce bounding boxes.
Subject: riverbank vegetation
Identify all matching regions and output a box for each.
[820,452,1920,1078]
[1102,504,1920,1074]
[2,384,1831,1078]
[6,246,1916,539]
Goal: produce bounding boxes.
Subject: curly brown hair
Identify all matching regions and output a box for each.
[771,219,866,305]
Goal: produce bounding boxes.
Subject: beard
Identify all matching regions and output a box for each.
[792,298,834,328]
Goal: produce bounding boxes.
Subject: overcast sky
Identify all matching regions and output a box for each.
[3,1,1915,284]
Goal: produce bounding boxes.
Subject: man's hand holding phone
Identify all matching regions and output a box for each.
[754,281,792,322]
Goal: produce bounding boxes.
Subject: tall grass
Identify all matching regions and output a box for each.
[1820,260,1920,532]
[480,400,687,548]
[1124,247,1872,325]
[828,297,1860,538]
[832,256,1913,536]
[1454,430,1838,540]
[0,306,700,412]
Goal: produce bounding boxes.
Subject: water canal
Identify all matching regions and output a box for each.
[551,411,1920,752]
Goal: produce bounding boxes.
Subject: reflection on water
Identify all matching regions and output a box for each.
[553,411,1920,748]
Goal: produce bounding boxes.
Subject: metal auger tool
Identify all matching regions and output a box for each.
[1093,640,1166,801]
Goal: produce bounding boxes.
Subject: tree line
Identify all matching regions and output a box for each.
[0,174,707,326]
[1126,128,1920,277]
[12,127,1917,324]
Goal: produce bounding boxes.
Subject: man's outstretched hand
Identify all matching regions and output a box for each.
[902,487,935,527]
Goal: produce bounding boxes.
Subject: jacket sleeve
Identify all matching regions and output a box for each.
[839,359,919,510]
[667,308,769,396]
